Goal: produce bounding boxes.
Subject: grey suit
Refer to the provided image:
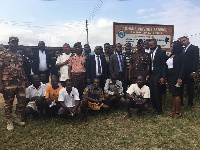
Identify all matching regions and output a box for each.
[109,53,127,77]
[110,53,127,96]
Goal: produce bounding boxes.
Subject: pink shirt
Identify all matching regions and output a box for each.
[68,54,86,73]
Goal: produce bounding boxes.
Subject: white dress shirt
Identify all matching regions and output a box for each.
[95,54,102,76]
[184,43,191,52]
[26,82,46,99]
[56,53,71,81]
[126,84,150,99]
[58,87,80,107]
[38,50,48,71]
[116,52,123,72]
[151,47,158,71]
[166,57,173,69]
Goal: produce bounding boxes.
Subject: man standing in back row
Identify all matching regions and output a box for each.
[147,39,166,115]
[32,41,51,83]
[68,43,86,99]
[180,36,199,107]
[110,43,127,95]
[56,43,71,85]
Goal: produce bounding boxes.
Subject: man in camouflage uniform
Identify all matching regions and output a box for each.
[0,37,27,130]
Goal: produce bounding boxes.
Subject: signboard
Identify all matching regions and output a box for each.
[113,22,174,52]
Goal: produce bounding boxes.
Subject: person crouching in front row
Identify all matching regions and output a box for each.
[82,78,110,122]
[45,75,63,117]
[104,73,125,107]
[124,75,150,119]
[22,75,46,121]
[57,79,80,117]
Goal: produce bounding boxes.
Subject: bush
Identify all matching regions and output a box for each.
[194,59,200,97]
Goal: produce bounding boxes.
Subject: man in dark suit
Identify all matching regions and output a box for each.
[110,43,127,95]
[86,46,108,89]
[32,41,51,83]
[147,39,166,115]
[180,36,199,107]
[23,48,35,85]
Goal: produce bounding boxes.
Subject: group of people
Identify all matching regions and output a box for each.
[0,36,199,131]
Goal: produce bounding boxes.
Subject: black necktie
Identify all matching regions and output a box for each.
[97,55,101,74]
[183,47,186,53]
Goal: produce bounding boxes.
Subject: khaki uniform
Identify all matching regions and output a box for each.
[130,51,149,83]
[0,50,26,119]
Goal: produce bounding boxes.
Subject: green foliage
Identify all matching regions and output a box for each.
[194,59,200,97]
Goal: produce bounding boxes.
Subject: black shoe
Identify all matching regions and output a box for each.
[88,110,94,116]
[136,109,142,116]
[124,114,131,119]
[154,111,163,115]
[151,109,156,114]
[187,103,193,108]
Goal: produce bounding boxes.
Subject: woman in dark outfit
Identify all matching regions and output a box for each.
[166,41,184,118]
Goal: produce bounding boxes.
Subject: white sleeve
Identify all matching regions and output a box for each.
[42,85,46,97]
[104,79,114,95]
[56,55,61,64]
[118,81,124,96]
[143,86,150,99]
[126,84,135,95]
[26,87,30,99]
[73,88,80,100]
[58,90,65,102]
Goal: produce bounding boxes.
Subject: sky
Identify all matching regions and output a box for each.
[0,0,200,49]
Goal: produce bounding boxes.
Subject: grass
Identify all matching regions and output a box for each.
[0,93,200,150]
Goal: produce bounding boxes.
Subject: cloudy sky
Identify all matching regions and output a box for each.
[0,0,200,49]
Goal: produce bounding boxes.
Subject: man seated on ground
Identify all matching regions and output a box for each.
[58,79,80,117]
[45,75,63,117]
[124,75,150,119]
[40,73,50,89]
[82,78,110,122]
[104,73,125,107]
[22,75,46,121]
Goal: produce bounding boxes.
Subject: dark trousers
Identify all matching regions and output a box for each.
[39,70,50,83]
[180,76,195,106]
[118,72,127,98]
[149,73,162,112]
[45,101,61,116]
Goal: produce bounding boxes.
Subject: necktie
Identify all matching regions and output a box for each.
[151,50,154,71]
[97,55,101,74]
[183,47,186,53]
[119,54,122,68]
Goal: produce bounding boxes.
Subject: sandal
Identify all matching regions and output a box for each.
[173,113,182,118]
[169,111,175,117]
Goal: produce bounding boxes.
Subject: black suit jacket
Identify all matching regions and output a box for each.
[109,53,127,77]
[167,53,185,80]
[86,55,108,81]
[23,56,35,83]
[149,47,167,78]
[183,44,199,76]
[32,49,51,75]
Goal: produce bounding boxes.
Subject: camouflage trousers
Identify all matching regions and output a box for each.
[2,80,26,120]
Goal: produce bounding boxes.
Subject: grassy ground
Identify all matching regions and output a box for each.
[0,93,200,150]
